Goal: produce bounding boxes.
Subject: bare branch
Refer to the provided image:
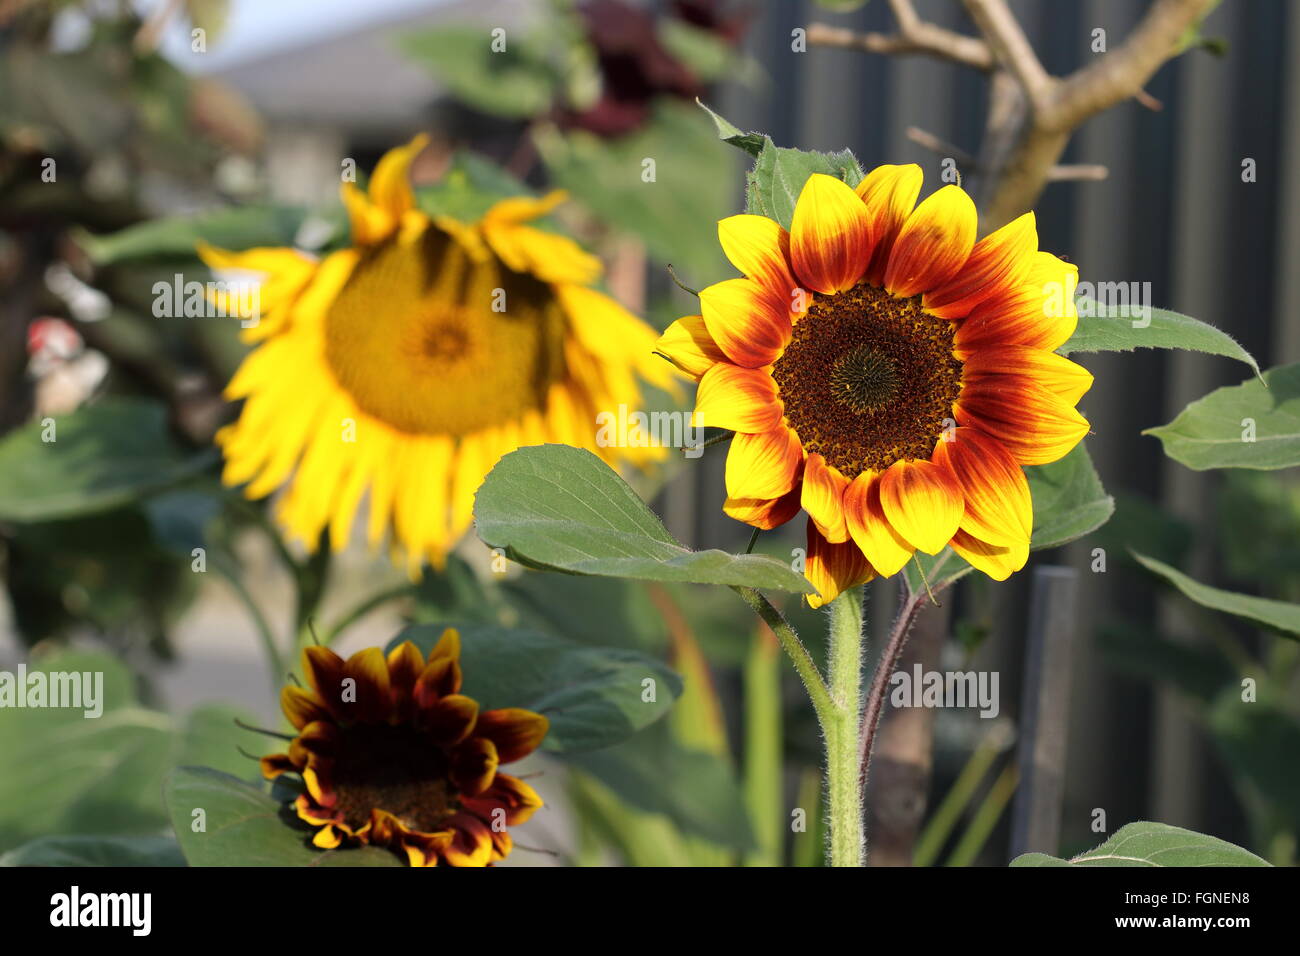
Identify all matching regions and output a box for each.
[962,0,1054,113]
[805,19,992,72]
[905,126,977,167]
[1045,0,1217,130]
[1046,163,1109,182]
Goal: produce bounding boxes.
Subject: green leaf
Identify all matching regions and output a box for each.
[474,444,816,594]
[0,398,215,522]
[905,443,1112,595]
[401,26,557,119]
[1145,362,1300,471]
[1011,821,1269,866]
[77,205,336,265]
[745,139,864,230]
[389,623,681,752]
[1208,690,1300,831]
[1025,443,1115,550]
[1133,551,1300,639]
[0,834,185,867]
[414,152,535,224]
[0,652,172,850]
[1062,298,1259,378]
[164,767,402,867]
[698,98,766,157]
[565,719,755,850]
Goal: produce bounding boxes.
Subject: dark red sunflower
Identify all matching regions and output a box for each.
[261,629,548,867]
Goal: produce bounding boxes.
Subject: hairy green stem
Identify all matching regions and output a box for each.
[732,586,832,720]
[825,586,865,867]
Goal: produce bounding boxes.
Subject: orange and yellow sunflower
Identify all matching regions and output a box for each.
[261,629,547,867]
[202,135,675,575]
[655,168,1090,607]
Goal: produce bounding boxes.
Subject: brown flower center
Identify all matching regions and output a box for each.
[772,282,963,478]
[324,225,568,437]
[328,724,458,833]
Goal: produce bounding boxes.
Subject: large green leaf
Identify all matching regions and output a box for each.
[0,835,185,867]
[565,719,755,850]
[1145,363,1300,471]
[0,651,265,851]
[164,768,401,867]
[1062,299,1259,378]
[474,444,815,594]
[1133,551,1300,639]
[1011,821,1269,866]
[0,398,214,522]
[905,443,1112,595]
[390,623,681,752]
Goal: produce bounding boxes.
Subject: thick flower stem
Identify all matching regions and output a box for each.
[825,586,865,867]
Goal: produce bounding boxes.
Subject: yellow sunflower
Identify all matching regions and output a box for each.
[201,135,676,575]
[655,168,1091,607]
[261,629,548,867]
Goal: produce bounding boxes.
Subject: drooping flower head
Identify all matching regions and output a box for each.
[203,136,676,575]
[262,629,548,867]
[656,167,1090,607]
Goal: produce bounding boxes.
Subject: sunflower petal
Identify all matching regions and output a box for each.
[856,163,923,282]
[960,345,1094,405]
[932,427,1031,548]
[654,314,727,381]
[723,486,804,530]
[878,458,964,555]
[725,426,803,499]
[842,471,914,577]
[693,363,783,433]
[476,708,549,764]
[884,185,977,297]
[718,214,801,307]
[955,379,1090,465]
[790,173,877,294]
[700,278,792,368]
[801,453,850,543]
[804,518,875,609]
[949,529,1028,581]
[924,212,1037,318]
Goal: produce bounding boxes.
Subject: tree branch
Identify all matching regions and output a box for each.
[1044,0,1216,130]
[806,0,993,73]
[962,0,1054,114]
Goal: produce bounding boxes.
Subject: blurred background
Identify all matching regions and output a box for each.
[0,0,1296,866]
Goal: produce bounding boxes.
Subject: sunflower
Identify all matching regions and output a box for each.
[201,135,676,575]
[261,629,548,867]
[655,167,1090,608]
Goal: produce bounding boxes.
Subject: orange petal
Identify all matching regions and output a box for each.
[842,471,913,577]
[725,426,803,499]
[476,708,550,764]
[960,345,1093,405]
[955,379,1090,465]
[884,185,977,297]
[450,737,500,797]
[700,278,792,368]
[368,133,427,222]
[693,363,783,433]
[878,458,964,555]
[723,486,804,530]
[414,656,462,709]
[281,685,331,731]
[302,646,346,717]
[924,212,1037,319]
[790,173,877,294]
[931,427,1031,549]
[655,314,727,381]
[260,753,294,779]
[341,647,392,723]
[718,214,801,307]
[443,813,494,867]
[426,694,480,747]
[463,773,545,826]
[804,518,875,609]
[856,163,923,283]
[801,453,850,543]
[429,626,462,666]
[949,529,1028,581]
